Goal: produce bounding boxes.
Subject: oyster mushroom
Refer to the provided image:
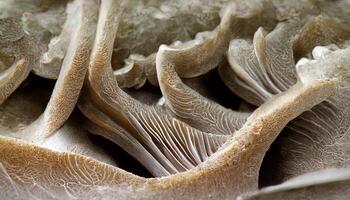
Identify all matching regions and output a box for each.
[1,42,350,199]
[1,1,350,200]
[220,16,350,105]
[219,19,303,105]
[69,0,350,197]
[80,0,229,176]
[222,17,350,184]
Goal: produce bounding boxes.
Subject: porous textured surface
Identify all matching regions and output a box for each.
[0,0,350,199]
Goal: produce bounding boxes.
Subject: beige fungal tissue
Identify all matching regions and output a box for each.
[1,0,350,199]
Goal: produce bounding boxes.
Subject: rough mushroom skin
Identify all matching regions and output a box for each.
[0,81,116,165]
[0,58,29,104]
[21,0,99,141]
[1,1,350,200]
[293,15,350,60]
[1,43,350,199]
[0,0,116,166]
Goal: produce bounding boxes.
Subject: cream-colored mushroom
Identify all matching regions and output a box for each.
[0,0,116,165]
[1,1,350,200]
[22,0,98,141]
[1,43,350,199]
[222,17,350,184]
[81,0,229,176]
[0,76,116,165]
[0,0,69,80]
[156,45,249,135]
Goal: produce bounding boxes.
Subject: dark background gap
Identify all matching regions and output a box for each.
[183,68,243,110]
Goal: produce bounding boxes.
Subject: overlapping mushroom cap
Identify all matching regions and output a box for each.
[0,0,350,199]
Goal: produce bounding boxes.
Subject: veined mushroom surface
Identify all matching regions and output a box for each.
[0,0,350,199]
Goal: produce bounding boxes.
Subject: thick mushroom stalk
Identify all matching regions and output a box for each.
[21,0,98,142]
[0,0,117,166]
[1,44,349,199]
[0,72,116,165]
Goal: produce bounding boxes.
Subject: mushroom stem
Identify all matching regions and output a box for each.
[22,0,98,143]
[85,0,133,133]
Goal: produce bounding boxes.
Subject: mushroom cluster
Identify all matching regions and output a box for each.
[1,0,350,199]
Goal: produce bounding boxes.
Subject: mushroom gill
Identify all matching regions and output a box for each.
[0,0,350,200]
[1,42,350,199]
[79,0,231,176]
